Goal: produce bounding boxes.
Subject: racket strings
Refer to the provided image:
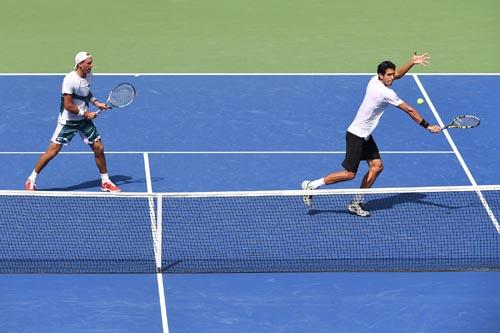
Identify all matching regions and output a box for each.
[108,84,135,107]
[455,116,480,127]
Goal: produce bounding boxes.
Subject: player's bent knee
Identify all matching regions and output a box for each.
[46,144,62,158]
[372,164,383,174]
[91,140,104,154]
[345,171,356,180]
[370,161,383,174]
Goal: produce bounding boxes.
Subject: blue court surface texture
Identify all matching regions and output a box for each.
[1,74,500,332]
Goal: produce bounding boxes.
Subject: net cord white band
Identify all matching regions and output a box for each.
[2,184,500,198]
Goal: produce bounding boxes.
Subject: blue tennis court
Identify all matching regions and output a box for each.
[1,74,500,332]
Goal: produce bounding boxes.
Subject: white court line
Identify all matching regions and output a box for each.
[144,152,154,193]
[155,195,169,333]
[0,72,499,76]
[143,153,169,333]
[0,150,454,155]
[413,74,500,233]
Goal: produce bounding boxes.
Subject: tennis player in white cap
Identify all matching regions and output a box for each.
[25,51,121,192]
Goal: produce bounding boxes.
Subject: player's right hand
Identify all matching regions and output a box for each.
[427,125,441,133]
[84,111,97,120]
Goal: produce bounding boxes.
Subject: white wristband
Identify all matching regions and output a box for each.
[90,97,97,105]
[78,109,85,117]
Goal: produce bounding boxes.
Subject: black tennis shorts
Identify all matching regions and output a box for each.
[341,131,381,173]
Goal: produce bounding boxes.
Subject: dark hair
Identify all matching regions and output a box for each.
[377,61,396,75]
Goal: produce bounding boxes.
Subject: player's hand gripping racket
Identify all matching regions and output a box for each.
[95,83,136,115]
[442,115,480,129]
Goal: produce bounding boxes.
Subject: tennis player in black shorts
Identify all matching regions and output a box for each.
[302,52,440,217]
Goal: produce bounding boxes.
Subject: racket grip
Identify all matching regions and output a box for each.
[95,105,111,116]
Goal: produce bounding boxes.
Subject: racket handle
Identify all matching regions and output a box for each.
[95,105,112,116]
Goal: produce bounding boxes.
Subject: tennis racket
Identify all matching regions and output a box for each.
[96,83,136,115]
[442,115,480,129]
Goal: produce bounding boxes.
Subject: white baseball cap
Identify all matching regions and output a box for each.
[74,51,92,69]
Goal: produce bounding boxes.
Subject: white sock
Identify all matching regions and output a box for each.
[28,170,38,182]
[100,173,110,183]
[309,178,325,189]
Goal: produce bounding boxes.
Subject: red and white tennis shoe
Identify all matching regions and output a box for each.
[101,181,121,192]
[25,179,36,191]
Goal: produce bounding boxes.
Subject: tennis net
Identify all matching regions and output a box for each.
[1,185,499,273]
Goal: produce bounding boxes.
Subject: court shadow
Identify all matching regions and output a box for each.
[307,208,351,216]
[41,175,164,191]
[364,193,460,212]
[308,193,461,216]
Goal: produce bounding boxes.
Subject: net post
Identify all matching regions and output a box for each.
[155,194,163,272]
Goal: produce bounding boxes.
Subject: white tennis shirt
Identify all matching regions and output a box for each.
[59,71,93,123]
[347,75,403,139]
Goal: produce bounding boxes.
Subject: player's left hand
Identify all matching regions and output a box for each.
[95,101,108,110]
[413,52,431,66]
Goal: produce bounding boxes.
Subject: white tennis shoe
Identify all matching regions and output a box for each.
[301,180,313,208]
[347,201,370,217]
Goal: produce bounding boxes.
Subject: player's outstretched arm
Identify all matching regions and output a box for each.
[398,102,441,133]
[395,52,431,79]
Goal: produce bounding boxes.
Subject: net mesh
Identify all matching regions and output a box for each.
[1,186,500,273]
[0,193,159,273]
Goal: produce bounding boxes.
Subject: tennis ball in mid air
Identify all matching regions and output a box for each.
[417,98,424,105]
